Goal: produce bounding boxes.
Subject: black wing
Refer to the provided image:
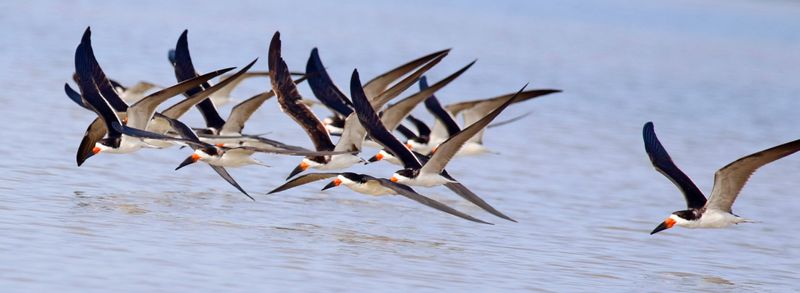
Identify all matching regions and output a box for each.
[373,178,491,224]
[74,37,122,142]
[444,182,516,222]
[79,28,129,112]
[642,122,707,209]
[267,173,341,194]
[421,76,461,136]
[209,165,254,201]
[268,32,336,153]
[350,70,422,170]
[64,83,91,110]
[172,30,226,131]
[306,48,354,117]
[405,115,431,140]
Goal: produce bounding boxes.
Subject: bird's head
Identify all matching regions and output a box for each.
[651,210,693,235]
[288,157,321,179]
[390,169,416,183]
[321,173,361,191]
[176,149,211,170]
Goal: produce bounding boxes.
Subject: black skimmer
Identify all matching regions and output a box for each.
[267,172,490,224]
[644,122,800,234]
[71,28,233,157]
[268,32,366,179]
[351,69,520,222]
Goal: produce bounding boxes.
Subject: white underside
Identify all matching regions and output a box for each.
[311,154,363,170]
[202,152,263,168]
[97,136,142,154]
[343,181,394,196]
[676,210,750,229]
[396,173,454,187]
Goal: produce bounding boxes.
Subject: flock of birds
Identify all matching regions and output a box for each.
[66,27,800,234]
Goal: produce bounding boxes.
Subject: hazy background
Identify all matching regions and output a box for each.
[1,0,799,291]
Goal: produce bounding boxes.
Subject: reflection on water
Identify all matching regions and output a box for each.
[2,0,800,291]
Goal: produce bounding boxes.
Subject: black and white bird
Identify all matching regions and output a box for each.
[351,69,521,222]
[268,32,366,178]
[644,122,800,234]
[268,172,490,224]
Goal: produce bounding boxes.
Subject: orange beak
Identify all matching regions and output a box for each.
[191,153,201,162]
[287,161,311,179]
[390,176,398,183]
[92,146,101,154]
[322,178,342,190]
[651,217,676,235]
[431,146,438,154]
[122,117,128,125]
[405,143,413,149]
[215,143,225,147]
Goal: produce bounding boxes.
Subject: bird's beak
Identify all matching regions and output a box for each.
[367,152,383,163]
[322,178,342,191]
[78,147,101,166]
[390,176,399,183]
[175,153,201,170]
[287,161,309,179]
[650,218,676,235]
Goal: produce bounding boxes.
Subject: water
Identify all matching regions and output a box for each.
[1,0,800,291]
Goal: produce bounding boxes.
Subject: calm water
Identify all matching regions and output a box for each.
[1,0,800,291]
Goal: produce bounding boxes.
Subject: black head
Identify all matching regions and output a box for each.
[650,209,700,235]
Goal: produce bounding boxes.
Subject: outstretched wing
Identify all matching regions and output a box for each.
[707,138,800,212]
[268,173,341,194]
[642,122,707,209]
[373,178,490,224]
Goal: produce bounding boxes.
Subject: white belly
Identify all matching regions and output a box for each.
[313,154,362,170]
[682,210,745,229]
[455,142,489,156]
[345,181,394,196]
[398,173,454,187]
[204,153,257,168]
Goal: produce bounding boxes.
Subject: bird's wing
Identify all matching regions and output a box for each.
[370,53,448,109]
[350,70,422,170]
[333,113,367,153]
[74,34,123,142]
[421,85,525,175]
[126,67,233,129]
[221,76,307,135]
[405,115,431,139]
[64,83,92,110]
[171,30,227,130]
[78,28,128,112]
[76,117,106,166]
[162,60,257,120]
[268,173,341,194]
[707,138,800,212]
[456,89,561,144]
[212,71,270,99]
[306,48,354,117]
[642,122,707,209]
[209,165,253,201]
[362,49,449,101]
[420,76,461,138]
[380,61,474,132]
[268,32,336,153]
[444,182,516,222]
[373,178,490,224]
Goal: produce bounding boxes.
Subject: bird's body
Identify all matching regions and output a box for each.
[644,122,800,234]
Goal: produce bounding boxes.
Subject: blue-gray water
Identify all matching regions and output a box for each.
[1,0,799,291]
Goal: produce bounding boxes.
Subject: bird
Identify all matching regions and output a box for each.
[267,172,490,224]
[351,68,520,222]
[643,121,800,234]
[268,32,366,179]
